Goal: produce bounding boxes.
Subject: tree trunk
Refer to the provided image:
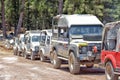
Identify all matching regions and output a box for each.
[13,0,19,36]
[58,0,63,14]
[16,0,25,36]
[1,0,7,39]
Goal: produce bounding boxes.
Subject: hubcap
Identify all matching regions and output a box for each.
[106,63,112,80]
[40,57,43,61]
[53,57,56,65]
[70,55,74,70]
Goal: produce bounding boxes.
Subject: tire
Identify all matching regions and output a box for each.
[68,52,80,74]
[13,49,17,55]
[50,52,54,64]
[17,51,21,56]
[24,51,28,59]
[86,64,94,68]
[40,51,45,62]
[30,52,35,60]
[22,49,26,57]
[52,50,61,69]
[105,61,118,80]
[21,51,24,57]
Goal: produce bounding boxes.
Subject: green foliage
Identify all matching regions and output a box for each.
[2,0,120,30]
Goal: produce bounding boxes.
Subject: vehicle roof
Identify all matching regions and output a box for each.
[25,30,40,36]
[41,29,52,36]
[54,14,103,27]
[29,33,40,36]
[104,21,120,29]
[19,34,24,38]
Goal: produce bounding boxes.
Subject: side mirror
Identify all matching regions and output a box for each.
[28,39,30,43]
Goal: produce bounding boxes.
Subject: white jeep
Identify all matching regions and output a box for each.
[24,31,40,60]
[51,14,104,74]
[13,34,25,56]
[39,29,52,62]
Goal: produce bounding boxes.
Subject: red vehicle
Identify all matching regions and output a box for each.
[101,21,120,80]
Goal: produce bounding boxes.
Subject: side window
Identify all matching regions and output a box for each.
[28,37,30,43]
[24,37,28,44]
[41,33,46,43]
[58,27,68,39]
[116,29,120,52]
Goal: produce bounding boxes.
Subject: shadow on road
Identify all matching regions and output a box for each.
[60,65,105,75]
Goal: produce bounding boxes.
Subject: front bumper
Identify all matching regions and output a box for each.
[114,68,120,75]
[32,51,39,55]
[79,52,100,61]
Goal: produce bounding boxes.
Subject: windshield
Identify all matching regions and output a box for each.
[69,25,103,35]
[32,36,40,42]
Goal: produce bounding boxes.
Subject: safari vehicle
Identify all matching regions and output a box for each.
[13,34,25,56]
[39,29,52,62]
[13,37,19,55]
[19,34,25,56]
[101,21,120,80]
[24,30,40,60]
[51,14,103,74]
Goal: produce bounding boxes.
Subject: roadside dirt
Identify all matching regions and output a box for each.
[0,46,106,80]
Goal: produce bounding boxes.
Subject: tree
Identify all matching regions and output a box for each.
[1,0,7,38]
[16,0,25,36]
[58,0,63,14]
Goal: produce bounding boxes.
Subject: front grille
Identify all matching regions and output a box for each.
[83,34,102,41]
[88,43,101,51]
[80,43,101,54]
[35,46,39,51]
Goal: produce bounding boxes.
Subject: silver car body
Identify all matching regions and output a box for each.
[39,29,52,58]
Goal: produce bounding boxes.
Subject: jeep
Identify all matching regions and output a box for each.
[13,37,19,55]
[13,34,25,56]
[51,14,103,74]
[39,29,52,62]
[101,21,120,80]
[24,30,40,60]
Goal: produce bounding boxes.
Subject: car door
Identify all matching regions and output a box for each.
[115,30,120,67]
[26,36,31,52]
[115,52,120,67]
[44,36,51,56]
[62,38,69,58]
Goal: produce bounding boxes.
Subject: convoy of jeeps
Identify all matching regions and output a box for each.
[12,14,120,80]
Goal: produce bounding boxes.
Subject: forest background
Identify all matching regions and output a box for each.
[0,0,120,38]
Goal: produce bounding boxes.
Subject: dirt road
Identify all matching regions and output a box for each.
[0,49,105,80]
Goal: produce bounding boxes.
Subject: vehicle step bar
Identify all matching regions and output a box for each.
[58,56,68,61]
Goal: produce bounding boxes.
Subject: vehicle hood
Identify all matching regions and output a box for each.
[31,42,39,47]
[70,39,101,47]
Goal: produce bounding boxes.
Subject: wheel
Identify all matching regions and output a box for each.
[40,51,45,62]
[24,51,28,59]
[50,52,54,63]
[30,52,35,60]
[22,49,26,57]
[86,64,94,68]
[105,61,118,80]
[21,51,24,57]
[52,50,61,69]
[13,49,17,55]
[17,51,21,56]
[68,52,80,74]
